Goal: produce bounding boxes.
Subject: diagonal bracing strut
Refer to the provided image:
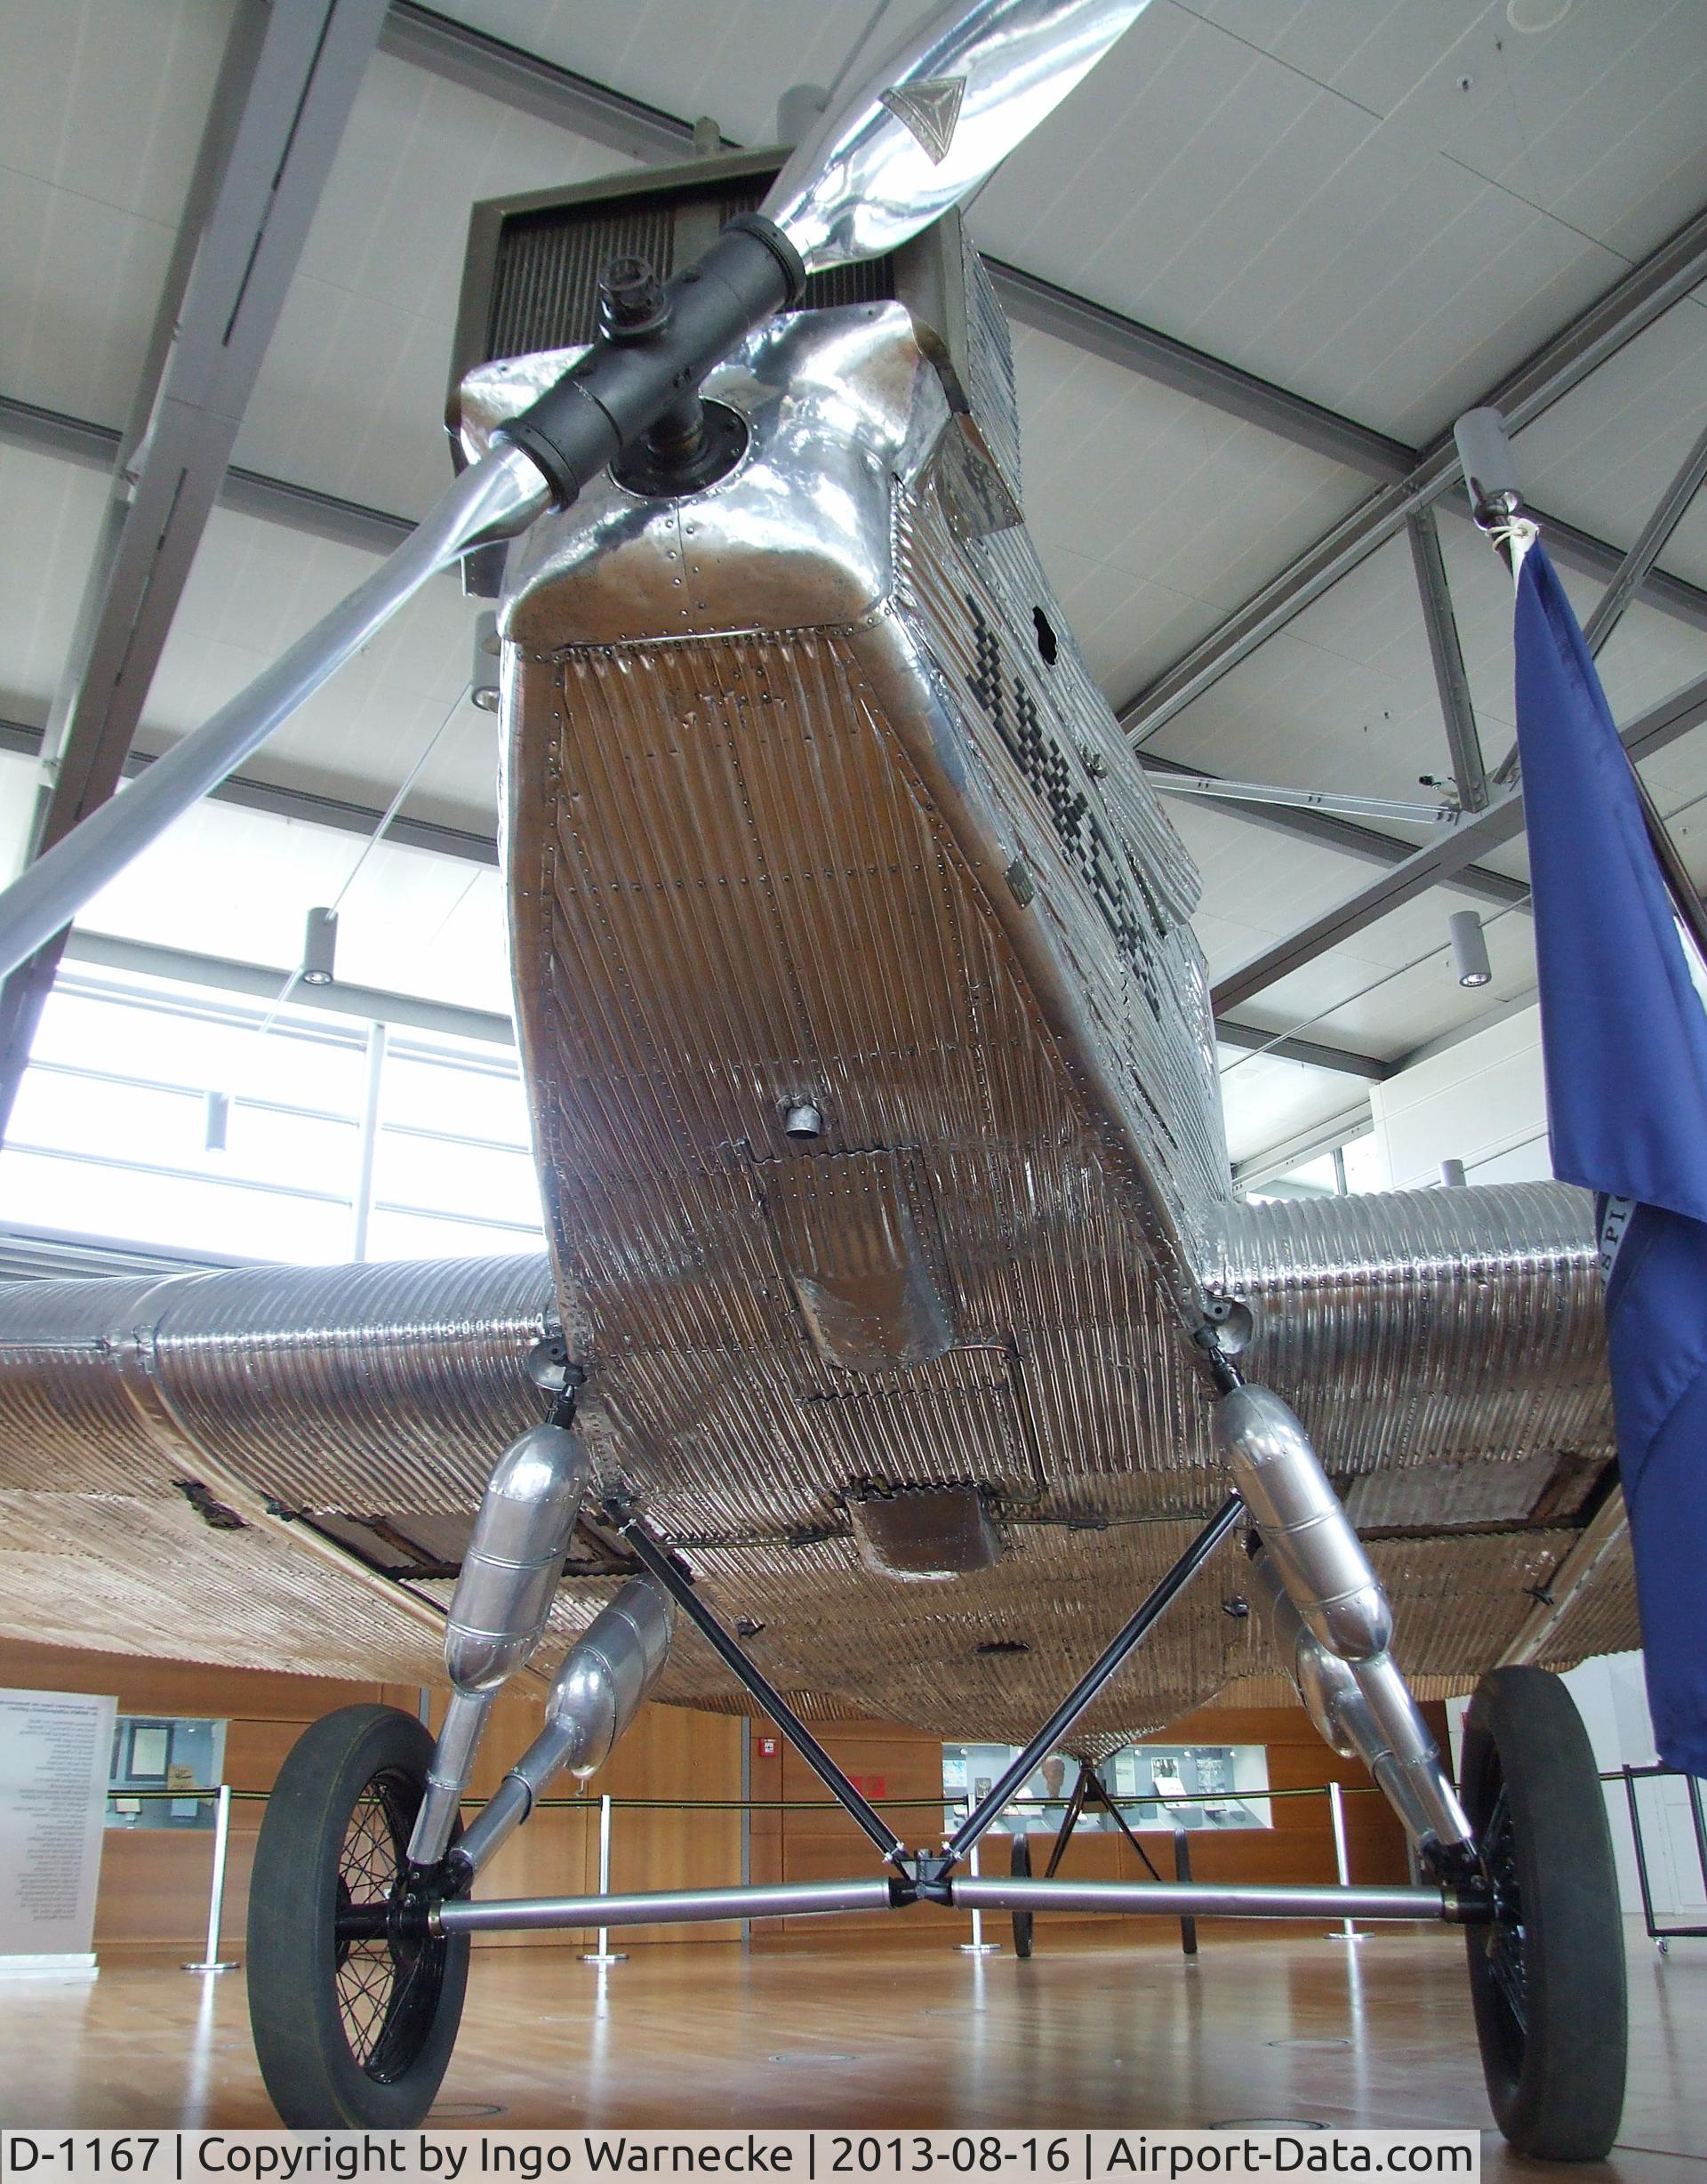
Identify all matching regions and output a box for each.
[944,1495,1244,1865]
[618,1517,908,1867]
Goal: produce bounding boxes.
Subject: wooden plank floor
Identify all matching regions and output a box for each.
[0,1925,1697,2177]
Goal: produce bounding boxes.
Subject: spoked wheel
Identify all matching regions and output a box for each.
[1010,1834,1034,1957]
[247,1705,469,2127]
[1460,1666,1626,2161]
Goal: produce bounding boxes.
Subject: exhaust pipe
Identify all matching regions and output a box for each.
[455,1577,675,1875]
[1217,1385,1471,1852]
[409,1419,592,1866]
[1247,1551,1454,1851]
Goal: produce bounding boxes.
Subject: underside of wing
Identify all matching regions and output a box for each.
[0,1177,1627,1741]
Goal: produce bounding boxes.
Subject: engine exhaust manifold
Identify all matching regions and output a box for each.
[455,1577,676,1875]
[408,1418,592,1867]
[1214,1384,1472,1852]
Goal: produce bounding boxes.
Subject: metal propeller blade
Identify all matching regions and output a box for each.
[763,0,1154,274]
[0,446,550,986]
[0,0,1156,991]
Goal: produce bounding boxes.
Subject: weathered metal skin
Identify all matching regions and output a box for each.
[0,267,1631,1740]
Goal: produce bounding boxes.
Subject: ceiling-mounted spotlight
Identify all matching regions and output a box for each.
[470,612,501,712]
[203,1091,229,1154]
[301,905,338,987]
[1440,1159,1468,1188]
[1449,909,1492,988]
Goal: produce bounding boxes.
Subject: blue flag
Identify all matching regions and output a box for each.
[1515,543,1707,1772]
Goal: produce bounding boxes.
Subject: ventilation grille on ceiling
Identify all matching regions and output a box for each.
[484,179,896,365]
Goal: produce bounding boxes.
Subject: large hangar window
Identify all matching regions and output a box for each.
[0,966,547,1265]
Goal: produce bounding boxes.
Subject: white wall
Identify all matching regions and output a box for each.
[1369,1002,1551,1191]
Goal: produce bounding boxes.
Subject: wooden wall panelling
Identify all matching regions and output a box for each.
[1,1634,1438,1959]
[0,1637,742,1956]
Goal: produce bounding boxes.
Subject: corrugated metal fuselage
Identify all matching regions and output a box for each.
[0,267,1623,1743]
[472,278,1617,1741]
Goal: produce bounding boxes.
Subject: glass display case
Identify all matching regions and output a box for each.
[943,1740,1271,1835]
[106,1714,226,1830]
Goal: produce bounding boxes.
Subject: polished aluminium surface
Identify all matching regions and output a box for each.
[954,1877,1474,1923]
[0,443,549,985]
[457,1576,673,1875]
[433,1879,897,1936]
[413,1688,492,1870]
[1214,1386,1391,1662]
[0,255,1631,1747]
[441,1422,591,1693]
[1217,1387,1471,1850]
[541,1575,673,1778]
[1249,1551,1360,1760]
[427,1873,1465,1938]
[762,0,1153,276]
[413,1417,592,1864]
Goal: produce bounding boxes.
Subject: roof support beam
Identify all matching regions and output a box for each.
[1210,667,1707,1014]
[0,0,388,1141]
[1581,415,1707,659]
[1119,202,1707,745]
[1214,1016,1391,1080]
[0,718,499,869]
[1138,752,1528,911]
[0,392,415,556]
[1407,507,1487,813]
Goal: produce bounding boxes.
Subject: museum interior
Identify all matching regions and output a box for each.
[0,0,1703,2164]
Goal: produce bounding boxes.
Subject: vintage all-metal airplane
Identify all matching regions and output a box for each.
[0,0,1631,2154]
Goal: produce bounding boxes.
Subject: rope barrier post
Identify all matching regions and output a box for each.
[1173,1827,1198,1959]
[1326,1780,1361,1944]
[581,1793,628,1965]
[181,1786,240,1973]
[958,1833,999,1955]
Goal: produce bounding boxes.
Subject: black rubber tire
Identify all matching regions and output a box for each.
[247,1704,469,2128]
[1461,1666,1626,2161]
[1010,1835,1034,1957]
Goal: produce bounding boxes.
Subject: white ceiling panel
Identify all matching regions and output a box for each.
[142,505,497,830]
[1221,893,1535,1060]
[0,438,497,831]
[0,443,108,725]
[1013,323,1371,697]
[436,0,940,152]
[1215,1040,1368,1169]
[1509,292,1707,592]
[234,48,637,520]
[0,0,234,424]
[76,791,512,1019]
[971,0,1707,442]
